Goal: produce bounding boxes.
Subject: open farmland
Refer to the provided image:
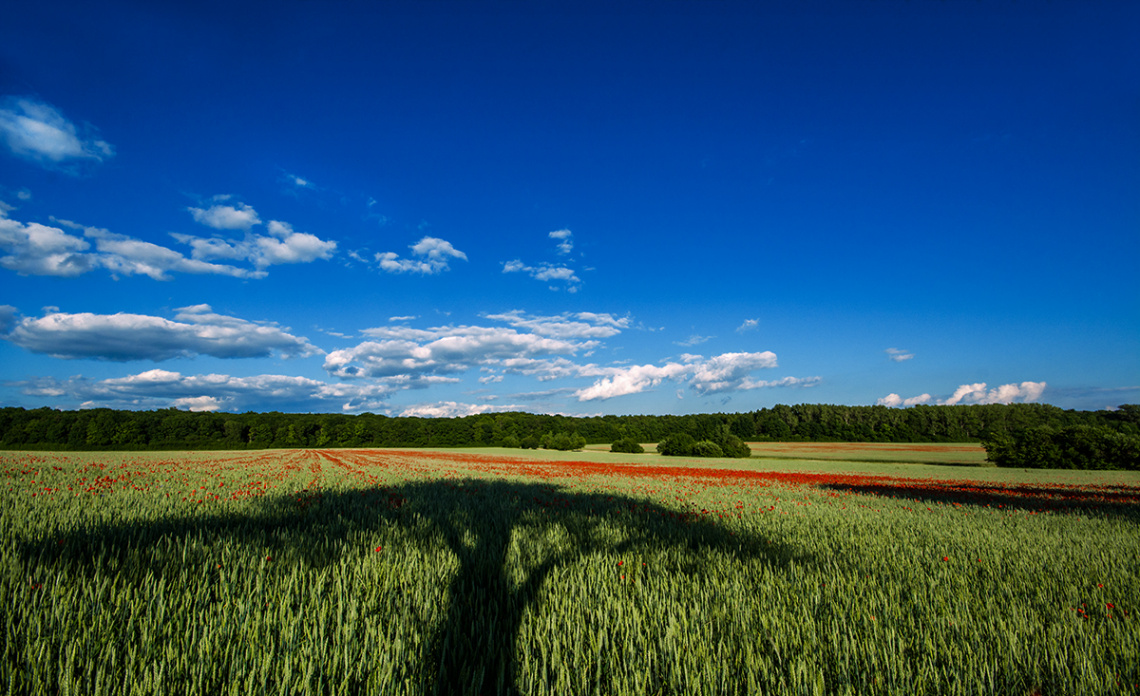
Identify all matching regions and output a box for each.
[2,447,1138,695]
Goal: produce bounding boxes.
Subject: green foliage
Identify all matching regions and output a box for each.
[500,434,521,448]
[657,428,750,458]
[541,432,586,451]
[692,440,724,457]
[610,438,645,454]
[985,425,1140,470]
[656,432,697,456]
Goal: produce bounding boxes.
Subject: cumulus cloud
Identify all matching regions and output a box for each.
[4,304,320,361]
[375,236,467,274]
[325,325,593,380]
[0,208,258,280]
[187,200,262,230]
[942,381,1046,406]
[736,318,760,333]
[482,310,628,339]
[16,369,396,413]
[0,97,114,171]
[689,351,779,394]
[878,381,1046,408]
[876,393,932,407]
[549,228,573,254]
[399,401,498,418]
[0,211,93,276]
[574,350,797,401]
[502,228,582,291]
[501,260,581,291]
[886,348,914,362]
[172,218,336,270]
[574,362,691,401]
[82,225,256,280]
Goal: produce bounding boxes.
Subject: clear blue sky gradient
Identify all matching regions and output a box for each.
[1,0,1137,417]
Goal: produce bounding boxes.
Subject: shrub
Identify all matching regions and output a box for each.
[611,438,644,454]
[656,432,696,456]
[692,440,724,458]
[719,432,752,458]
[984,425,1140,470]
[500,434,521,448]
[657,430,751,458]
[542,432,586,451]
[519,435,540,450]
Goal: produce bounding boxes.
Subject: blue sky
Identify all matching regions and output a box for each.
[1,0,1137,418]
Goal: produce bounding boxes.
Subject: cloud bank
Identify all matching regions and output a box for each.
[878,381,1046,407]
[3,305,320,361]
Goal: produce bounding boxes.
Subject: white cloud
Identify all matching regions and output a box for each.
[17,369,397,413]
[942,381,1046,405]
[882,382,1047,407]
[501,259,581,291]
[375,236,467,274]
[549,228,573,254]
[877,392,931,407]
[172,218,336,270]
[83,226,257,280]
[886,348,914,362]
[746,376,822,390]
[574,362,690,401]
[4,304,321,361]
[482,310,628,339]
[736,318,760,333]
[502,229,583,290]
[0,212,93,276]
[0,207,267,280]
[325,325,593,380]
[574,350,791,401]
[689,351,779,394]
[0,97,114,170]
[253,221,337,266]
[400,401,498,418]
[675,334,713,347]
[172,395,223,412]
[187,201,262,230]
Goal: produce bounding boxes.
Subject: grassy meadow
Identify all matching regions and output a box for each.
[1,445,1138,695]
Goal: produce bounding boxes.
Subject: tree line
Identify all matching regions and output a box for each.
[1,402,1136,452]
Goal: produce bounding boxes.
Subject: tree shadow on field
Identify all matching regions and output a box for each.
[16,477,800,696]
[816,479,1140,521]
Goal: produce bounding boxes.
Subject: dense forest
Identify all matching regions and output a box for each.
[0,403,1136,451]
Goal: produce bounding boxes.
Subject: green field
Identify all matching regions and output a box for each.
[2,447,1138,695]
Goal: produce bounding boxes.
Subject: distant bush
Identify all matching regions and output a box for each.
[500,434,521,448]
[542,432,586,451]
[983,425,1140,470]
[692,440,724,458]
[656,432,697,456]
[611,438,645,454]
[519,435,541,450]
[657,429,751,458]
[718,432,753,458]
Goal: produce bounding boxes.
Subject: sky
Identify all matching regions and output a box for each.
[0,0,1137,418]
